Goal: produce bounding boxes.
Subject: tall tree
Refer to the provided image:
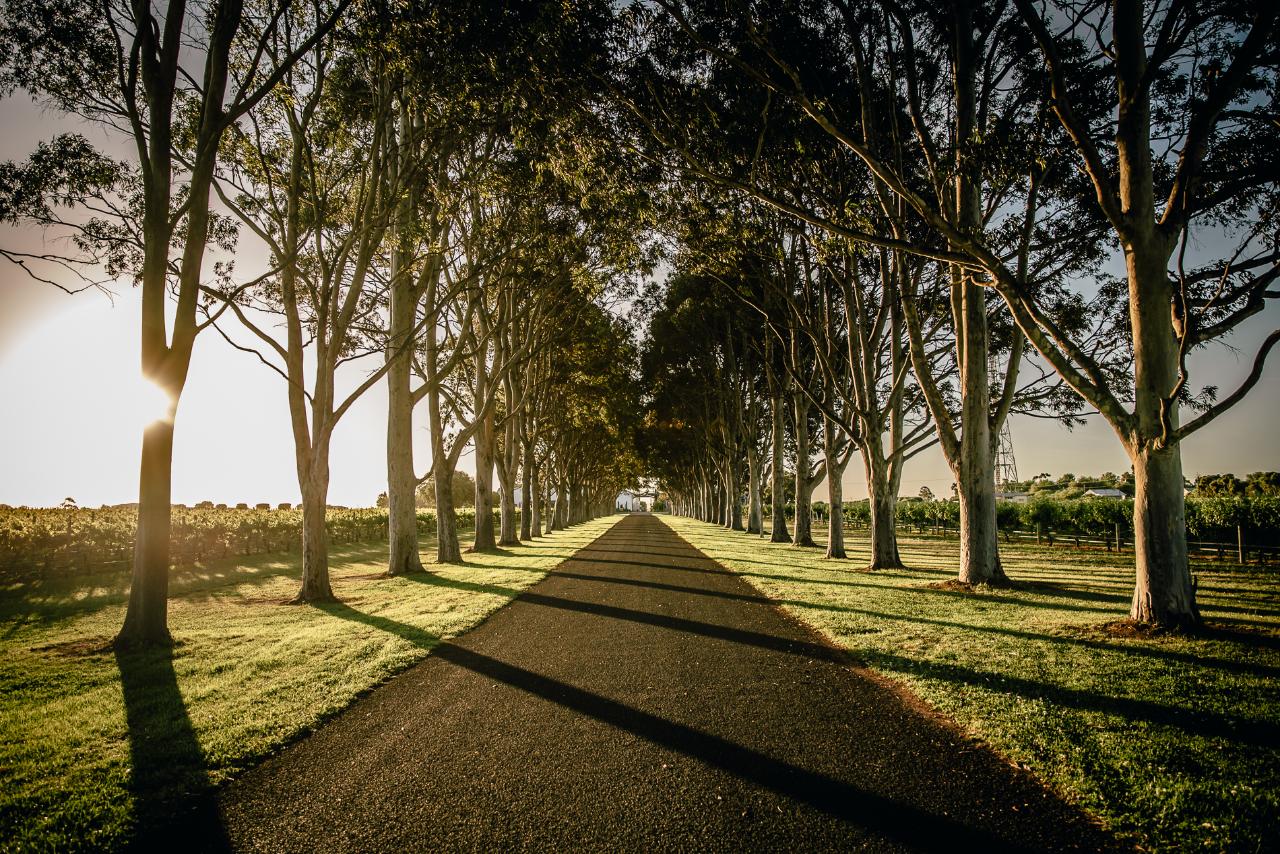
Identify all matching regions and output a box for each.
[617,0,1108,584]
[208,3,402,602]
[0,0,347,643]
[989,0,1280,625]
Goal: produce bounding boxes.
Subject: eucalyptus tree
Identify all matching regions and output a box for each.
[0,0,347,643]
[208,6,405,602]
[379,129,511,566]
[380,98,471,576]
[415,164,519,562]
[683,0,1278,624]
[617,0,1109,584]
[419,251,488,563]
[519,352,553,539]
[542,299,645,522]
[453,165,603,551]
[641,282,707,520]
[373,0,627,565]
[490,261,584,547]
[413,160,591,557]
[782,291,828,549]
[763,336,791,543]
[378,0,540,574]
[818,243,940,567]
[638,275,728,522]
[993,1,1280,625]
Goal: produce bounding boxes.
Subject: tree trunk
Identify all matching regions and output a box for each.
[472,412,497,551]
[793,395,817,548]
[384,208,423,576]
[769,398,791,543]
[720,467,730,527]
[746,447,763,534]
[520,441,534,541]
[1125,238,1198,624]
[553,476,567,530]
[570,481,586,524]
[498,482,518,546]
[1128,444,1195,624]
[497,415,519,546]
[117,417,176,646]
[867,477,903,571]
[728,463,744,530]
[952,288,1006,584]
[823,420,846,560]
[956,455,1005,583]
[794,477,817,548]
[530,459,543,538]
[956,392,1006,585]
[294,468,334,603]
[433,455,463,564]
[1111,0,1198,625]
[385,354,422,575]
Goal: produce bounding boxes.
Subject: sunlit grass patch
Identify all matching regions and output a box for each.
[663,515,1280,853]
[0,516,619,852]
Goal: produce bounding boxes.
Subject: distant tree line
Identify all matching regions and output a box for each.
[0,505,494,581]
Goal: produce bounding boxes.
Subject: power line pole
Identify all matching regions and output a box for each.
[989,354,1019,488]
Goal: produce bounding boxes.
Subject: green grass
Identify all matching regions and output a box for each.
[0,516,620,853]
[662,515,1280,853]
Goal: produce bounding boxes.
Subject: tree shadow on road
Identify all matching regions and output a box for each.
[315,601,1060,852]
[115,644,229,852]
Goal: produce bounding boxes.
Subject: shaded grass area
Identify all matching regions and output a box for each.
[0,517,619,853]
[663,516,1280,853]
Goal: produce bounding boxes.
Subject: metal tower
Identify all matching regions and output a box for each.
[989,353,1019,488]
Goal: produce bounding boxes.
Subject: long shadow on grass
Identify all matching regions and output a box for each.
[865,650,1280,749]
[552,571,1280,680]
[0,544,391,631]
[313,600,441,650]
[318,604,1027,852]
[115,645,229,852]
[914,583,1280,620]
[671,532,1280,621]
[399,573,522,598]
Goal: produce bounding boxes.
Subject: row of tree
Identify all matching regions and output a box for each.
[3,0,1276,637]
[629,0,1278,628]
[1,0,647,644]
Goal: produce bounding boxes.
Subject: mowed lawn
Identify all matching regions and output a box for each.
[0,515,621,853]
[663,515,1280,854]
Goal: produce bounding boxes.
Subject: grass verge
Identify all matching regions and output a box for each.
[661,515,1280,853]
[0,516,620,852]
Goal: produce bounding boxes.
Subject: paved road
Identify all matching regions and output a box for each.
[214,514,1120,852]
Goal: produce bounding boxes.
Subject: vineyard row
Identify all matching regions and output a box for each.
[0,506,492,581]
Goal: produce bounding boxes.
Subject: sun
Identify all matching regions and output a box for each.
[0,293,174,505]
[124,373,176,431]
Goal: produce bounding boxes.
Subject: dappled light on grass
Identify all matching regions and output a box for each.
[664,516,1280,852]
[0,515,622,851]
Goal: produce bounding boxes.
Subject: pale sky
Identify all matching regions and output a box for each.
[0,96,1276,508]
[1,270,1275,508]
[0,279,441,507]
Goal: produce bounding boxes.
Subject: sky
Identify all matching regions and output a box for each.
[2,267,1275,508]
[1,98,1277,508]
